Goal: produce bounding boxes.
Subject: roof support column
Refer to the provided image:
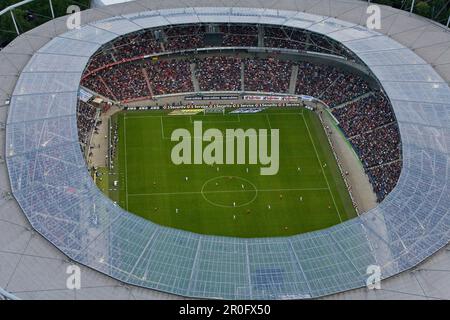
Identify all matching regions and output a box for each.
[10,11,20,35]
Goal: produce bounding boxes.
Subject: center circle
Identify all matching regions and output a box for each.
[201,176,258,208]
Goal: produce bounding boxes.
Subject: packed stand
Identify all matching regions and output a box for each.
[244,58,293,93]
[85,50,115,73]
[350,124,401,168]
[164,25,205,51]
[327,90,401,200]
[331,92,395,138]
[145,59,194,95]
[264,26,305,51]
[296,62,342,98]
[221,25,258,47]
[83,24,359,74]
[349,123,402,201]
[197,56,242,91]
[320,73,370,107]
[264,27,356,60]
[81,75,107,97]
[77,100,97,152]
[368,161,402,201]
[111,30,162,59]
[98,63,151,101]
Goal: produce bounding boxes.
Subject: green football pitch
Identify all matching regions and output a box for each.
[108,107,356,237]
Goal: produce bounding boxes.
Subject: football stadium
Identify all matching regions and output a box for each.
[0,0,450,300]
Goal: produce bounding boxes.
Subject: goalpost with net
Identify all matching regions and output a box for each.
[203,106,226,115]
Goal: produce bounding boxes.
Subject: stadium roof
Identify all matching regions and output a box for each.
[92,0,133,7]
[0,0,450,300]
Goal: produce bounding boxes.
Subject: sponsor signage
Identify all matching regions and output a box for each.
[185,95,240,101]
[243,95,300,101]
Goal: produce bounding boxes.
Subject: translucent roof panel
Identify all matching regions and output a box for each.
[13,72,81,96]
[330,25,380,42]
[24,54,89,73]
[193,7,231,15]
[37,37,100,57]
[371,65,445,83]
[383,82,450,104]
[164,14,200,25]
[357,48,427,66]
[5,7,450,300]
[125,12,170,29]
[7,92,78,124]
[90,17,143,35]
[392,101,450,128]
[308,18,355,35]
[60,25,118,44]
[344,36,405,53]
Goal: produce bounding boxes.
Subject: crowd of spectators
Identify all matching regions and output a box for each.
[84,30,163,76]
[85,50,115,73]
[163,26,205,51]
[368,161,402,201]
[145,59,194,95]
[165,34,205,51]
[331,92,395,138]
[296,62,342,98]
[320,73,370,107]
[349,122,402,201]
[81,75,111,98]
[264,37,305,51]
[351,123,401,168]
[244,58,293,93]
[111,30,162,59]
[263,27,356,60]
[77,100,97,153]
[197,56,242,91]
[325,90,402,201]
[83,23,357,74]
[83,56,372,107]
[82,59,194,100]
[295,61,370,107]
[221,25,258,47]
[99,63,151,101]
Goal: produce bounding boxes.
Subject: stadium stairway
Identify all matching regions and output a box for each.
[332,91,374,110]
[241,61,245,91]
[289,65,299,94]
[142,68,154,97]
[258,25,264,47]
[190,62,200,92]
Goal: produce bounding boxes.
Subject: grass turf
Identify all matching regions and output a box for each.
[108,107,356,237]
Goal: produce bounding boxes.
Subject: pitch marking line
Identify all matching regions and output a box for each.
[123,115,129,210]
[200,176,258,208]
[265,114,272,129]
[128,187,329,197]
[160,116,165,139]
[301,113,342,223]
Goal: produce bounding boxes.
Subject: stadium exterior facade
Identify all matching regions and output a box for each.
[0,0,450,300]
